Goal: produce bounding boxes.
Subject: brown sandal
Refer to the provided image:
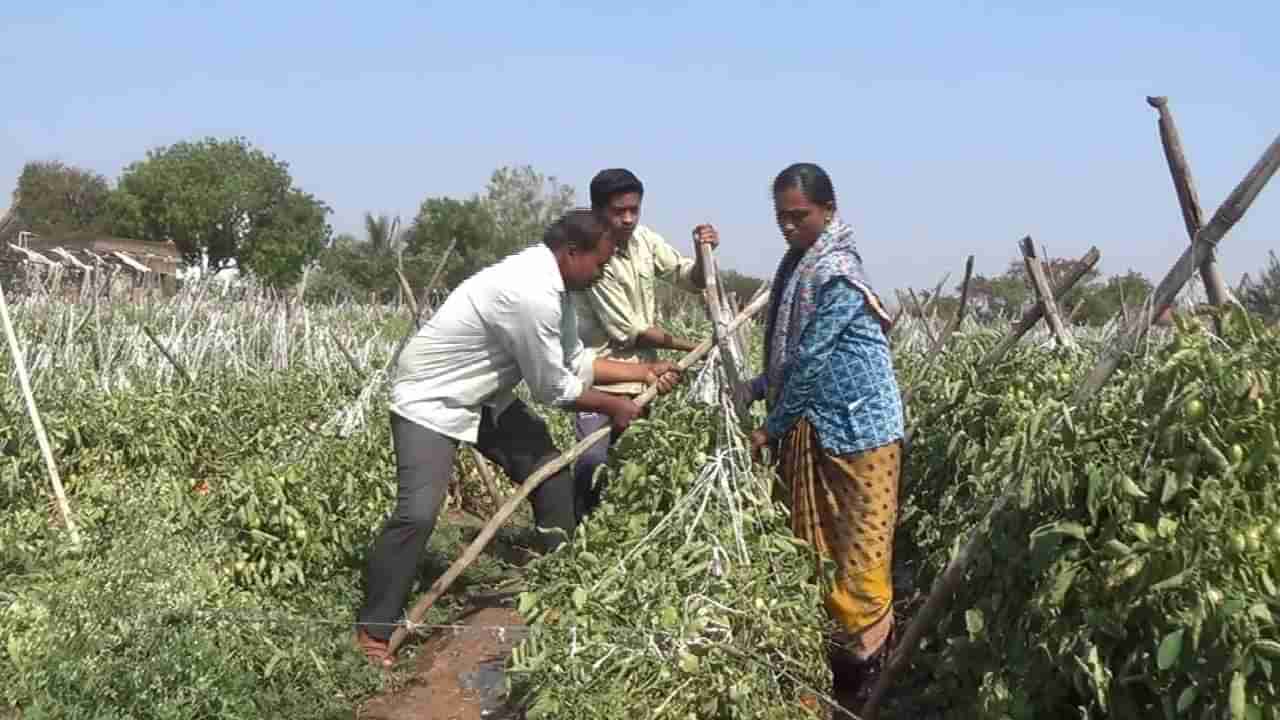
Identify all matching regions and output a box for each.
[354,627,394,669]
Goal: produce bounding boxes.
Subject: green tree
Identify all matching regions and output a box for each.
[9,160,113,237]
[363,212,399,255]
[403,196,499,289]
[1071,270,1154,326]
[483,165,576,257]
[968,256,1103,322]
[111,137,331,285]
[1241,250,1280,324]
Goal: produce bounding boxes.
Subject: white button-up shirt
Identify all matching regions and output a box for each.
[390,243,595,443]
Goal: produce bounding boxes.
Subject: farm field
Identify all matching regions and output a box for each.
[2,272,1278,720]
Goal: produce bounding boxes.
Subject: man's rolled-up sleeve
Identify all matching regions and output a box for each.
[651,231,699,293]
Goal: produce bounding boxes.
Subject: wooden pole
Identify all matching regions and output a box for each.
[415,238,456,326]
[387,239,458,375]
[906,289,938,348]
[327,326,363,376]
[980,247,1101,368]
[467,446,505,512]
[696,240,749,425]
[0,278,82,549]
[927,256,975,357]
[1147,96,1231,332]
[1019,237,1075,350]
[142,324,194,386]
[385,288,772,656]
[395,269,420,326]
[920,272,952,321]
[1073,130,1280,405]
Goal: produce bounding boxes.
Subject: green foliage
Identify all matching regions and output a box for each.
[1073,270,1154,326]
[484,165,576,254]
[1241,251,1280,325]
[111,136,332,285]
[9,160,113,237]
[954,256,1158,327]
[402,195,497,289]
[0,372,390,718]
[401,165,575,290]
[509,406,831,719]
[895,307,1280,718]
[0,290,521,718]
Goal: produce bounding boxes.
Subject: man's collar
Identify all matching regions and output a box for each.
[539,243,566,293]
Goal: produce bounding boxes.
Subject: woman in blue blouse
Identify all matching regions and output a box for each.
[744,162,905,708]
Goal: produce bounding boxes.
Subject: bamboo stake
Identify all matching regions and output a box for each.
[903,257,977,411]
[385,288,772,656]
[0,278,82,549]
[921,271,952,320]
[1147,96,1230,333]
[1019,236,1075,350]
[387,239,458,373]
[906,289,938,348]
[696,239,749,425]
[395,269,419,325]
[926,256,975,357]
[1073,131,1280,405]
[980,247,1101,368]
[467,446,506,512]
[415,238,456,326]
[142,325,193,385]
[328,326,363,376]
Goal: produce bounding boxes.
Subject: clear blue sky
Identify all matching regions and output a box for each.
[2,1,1277,297]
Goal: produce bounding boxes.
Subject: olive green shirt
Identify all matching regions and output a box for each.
[572,225,700,395]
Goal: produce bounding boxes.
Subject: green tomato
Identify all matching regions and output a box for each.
[1231,533,1249,555]
[1184,399,1206,421]
[1229,444,1246,465]
[1248,526,1265,554]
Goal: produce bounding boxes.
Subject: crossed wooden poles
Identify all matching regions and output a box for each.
[857,100,1280,720]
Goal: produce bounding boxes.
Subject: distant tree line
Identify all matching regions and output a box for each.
[7,138,1277,324]
[904,252,1280,328]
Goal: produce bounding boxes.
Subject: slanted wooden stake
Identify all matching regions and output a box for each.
[414,238,456,326]
[1020,236,1075,350]
[1148,95,1231,333]
[980,247,1101,368]
[467,446,505,512]
[906,288,938,348]
[0,278,82,549]
[385,288,772,657]
[387,238,458,373]
[926,256,974,357]
[142,324,194,385]
[1073,131,1280,404]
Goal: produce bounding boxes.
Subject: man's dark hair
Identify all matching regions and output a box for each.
[589,168,644,209]
[543,208,609,252]
[772,162,837,208]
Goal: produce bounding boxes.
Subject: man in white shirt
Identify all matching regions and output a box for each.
[355,209,680,667]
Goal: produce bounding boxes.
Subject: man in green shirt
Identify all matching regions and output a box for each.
[571,168,718,518]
